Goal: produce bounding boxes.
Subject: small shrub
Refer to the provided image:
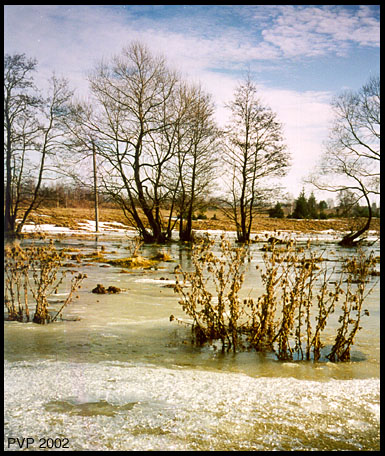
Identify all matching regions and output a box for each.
[4,242,30,322]
[173,235,375,362]
[4,241,86,324]
[268,202,285,219]
[125,236,143,257]
[327,251,376,362]
[174,234,248,352]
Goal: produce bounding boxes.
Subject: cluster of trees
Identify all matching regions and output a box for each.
[4,44,289,243]
[70,44,223,243]
[290,190,328,220]
[4,43,380,245]
[270,189,380,220]
[268,191,327,220]
[35,183,113,208]
[335,189,380,218]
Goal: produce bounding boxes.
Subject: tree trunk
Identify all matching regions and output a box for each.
[92,141,99,232]
[133,139,168,244]
[338,194,372,247]
[4,114,14,236]
[180,200,194,242]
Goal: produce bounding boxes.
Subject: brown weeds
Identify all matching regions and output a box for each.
[174,234,248,352]
[173,235,375,362]
[4,240,86,324]
[327,251,376,361]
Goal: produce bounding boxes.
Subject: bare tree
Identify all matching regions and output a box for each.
[85,42,219,243]
[173,84,219,241]
[336,189,360,217]
[308,75,380,246]
[221,77,290,243]
[86,42,184,243]
[4,53,73,238]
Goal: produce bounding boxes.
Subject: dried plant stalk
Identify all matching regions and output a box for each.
[4,242,30,321]
[125,235,143,257]
[175,234,248,352]
[4,240,86,324]
[327,250,376,362]
[173,234,375,362]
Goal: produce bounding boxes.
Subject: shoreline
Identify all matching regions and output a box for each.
[11,206,380,242]
[17,221,380,245]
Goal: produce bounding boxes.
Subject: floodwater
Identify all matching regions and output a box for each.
[4,231,380,451]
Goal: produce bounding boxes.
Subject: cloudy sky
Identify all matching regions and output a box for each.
[4,4,380,201]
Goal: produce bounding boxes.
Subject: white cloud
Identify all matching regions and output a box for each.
[5,5,379,86]
[4,4,377,200]
[5,5,279,97]
[260,89,333,197]
[261,5,380,58]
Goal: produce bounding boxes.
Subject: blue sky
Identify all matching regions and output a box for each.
[4,4,380,201]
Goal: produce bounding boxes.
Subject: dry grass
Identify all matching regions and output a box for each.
[25,207,131,229]
[107,256,157,269]
[23,206,380,235]
[200,210,380,233]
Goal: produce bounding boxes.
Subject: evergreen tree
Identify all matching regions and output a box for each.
[318,200,328,211]
[291,189,309,219]
[268,202,284,218]
[318,200,328,219]
[307,192,318,218]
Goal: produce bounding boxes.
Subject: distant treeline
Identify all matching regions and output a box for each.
[5,181,114,209]
[11,181,379,220]
[269,189,380,219]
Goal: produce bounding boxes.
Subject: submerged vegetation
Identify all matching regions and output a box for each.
[92,284,122,294]
[173,234,377,362]
[107,256,157,269]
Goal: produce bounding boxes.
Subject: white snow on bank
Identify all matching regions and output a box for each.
[77,220,131,233]
[21,220,136,236]
[135,278,176,285]
[20,220,379,243]
[22,223,74,234]
[192,228,380,243]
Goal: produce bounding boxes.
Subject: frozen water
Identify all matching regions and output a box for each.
[4,360,380,451]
